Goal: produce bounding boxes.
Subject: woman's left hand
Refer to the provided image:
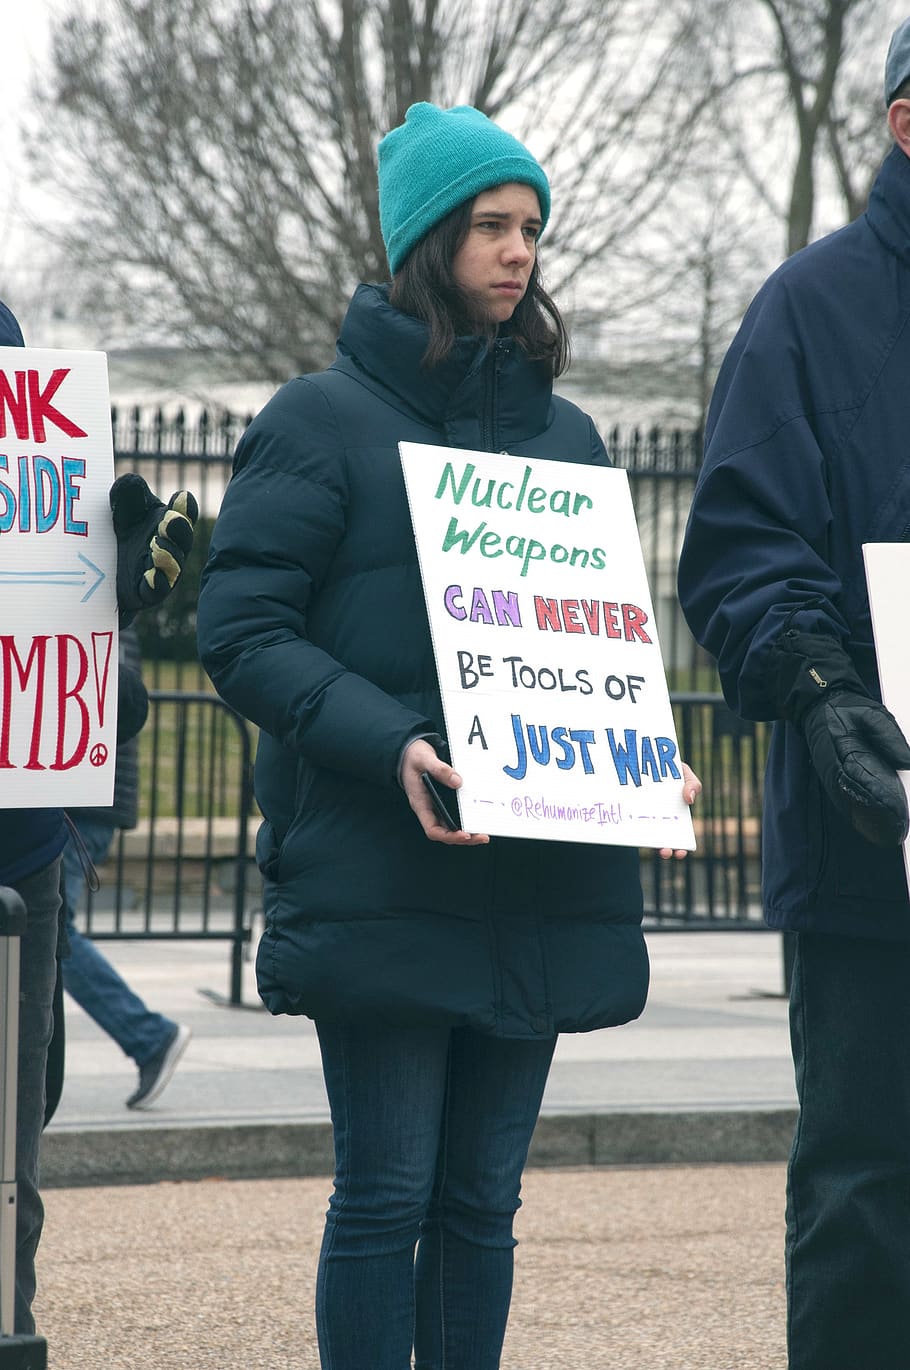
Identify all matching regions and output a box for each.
[658,761,702,860]
[400,738,491,846]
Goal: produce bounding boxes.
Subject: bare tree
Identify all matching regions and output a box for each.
[572,154,777,430]
[766,0,855,253]
[693,0,900,257]
[823,27,895,220]
[26,0,708,382]
[671,187,773,429]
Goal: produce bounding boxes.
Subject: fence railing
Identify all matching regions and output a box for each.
[113,412,716,689]
[76,690,770,1001]
[641,694,768,929]
[78,691,256,1005]
[112,405,256,520]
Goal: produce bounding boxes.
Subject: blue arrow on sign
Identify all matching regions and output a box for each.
[0,553,106,601]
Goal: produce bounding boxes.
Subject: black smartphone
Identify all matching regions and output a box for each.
[420,771,459,831]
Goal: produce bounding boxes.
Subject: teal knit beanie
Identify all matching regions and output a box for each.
[377,102,551,276]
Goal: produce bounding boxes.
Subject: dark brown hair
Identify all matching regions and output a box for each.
[388,197,570,377]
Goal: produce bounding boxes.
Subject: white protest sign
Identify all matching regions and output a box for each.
[0,347,118,807]
[400,442,695,849]
[863,542,910,892]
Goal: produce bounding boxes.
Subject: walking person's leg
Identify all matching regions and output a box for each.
[61,820,189,1106]
[413,1027,557,1370]
[787,931,910,1370]
[314,1017,453,1370]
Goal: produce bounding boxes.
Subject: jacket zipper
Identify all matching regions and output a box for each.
[482,339,508,452]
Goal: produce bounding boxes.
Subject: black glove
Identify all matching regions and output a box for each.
[802,692,910,846]
[110,474,199,624]
[773,628,910,847]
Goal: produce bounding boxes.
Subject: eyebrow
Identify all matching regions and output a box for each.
[472,209,543,227]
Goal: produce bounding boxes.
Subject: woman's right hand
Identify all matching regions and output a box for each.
[400,739,490,846]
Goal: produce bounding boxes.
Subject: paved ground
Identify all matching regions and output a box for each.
[34,1164,788,1369]
[23,929,795,1367]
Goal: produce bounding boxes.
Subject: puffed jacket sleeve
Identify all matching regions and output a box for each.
[196,378,435,788]
[677,281,850,722]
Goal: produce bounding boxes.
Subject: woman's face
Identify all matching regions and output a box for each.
[451,183,542,323]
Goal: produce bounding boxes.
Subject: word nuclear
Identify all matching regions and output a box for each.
[435,460,594,519]
[502,714,680,786]
[0,454,87,534]
[0,368,89,444]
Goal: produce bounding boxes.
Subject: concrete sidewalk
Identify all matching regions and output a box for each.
[42,928,797,1185]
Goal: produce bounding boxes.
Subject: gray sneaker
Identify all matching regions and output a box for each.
[126,1023,192,1110]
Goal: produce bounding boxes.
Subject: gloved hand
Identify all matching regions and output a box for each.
[110,474,199,624]
[801,691,910,846]
[772,627,910,847]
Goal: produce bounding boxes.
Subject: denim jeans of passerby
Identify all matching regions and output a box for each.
[61,819,174,1066]
[14,856,62,1334]
[314,1018,557,1370]
[787,930,910,1370]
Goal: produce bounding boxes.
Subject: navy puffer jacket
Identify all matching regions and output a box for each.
[197,284,647,1036]
[679,146,910,940]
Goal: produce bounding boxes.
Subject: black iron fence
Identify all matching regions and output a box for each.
[87,412,771,1002]
[640,694,767,930]
[112,411,716,691]
[79,691,256,1005]
[77,691,769,1005]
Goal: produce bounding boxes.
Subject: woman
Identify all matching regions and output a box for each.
[197,102,699,1370]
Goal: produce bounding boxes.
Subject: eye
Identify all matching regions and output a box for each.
[523,225,540,242]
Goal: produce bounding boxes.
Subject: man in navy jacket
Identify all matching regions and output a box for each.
[0,299,197,1334]
[678,20,910,1370]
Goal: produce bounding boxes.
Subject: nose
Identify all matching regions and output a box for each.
[502,227,533,266]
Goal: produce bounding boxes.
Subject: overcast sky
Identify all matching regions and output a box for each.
[2,0,128,352]
[1,1,51,178]
[0,1,74,333]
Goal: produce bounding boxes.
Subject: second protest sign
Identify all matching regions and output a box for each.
[400,442,694,849]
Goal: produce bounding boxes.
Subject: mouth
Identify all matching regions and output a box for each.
[493,282,524,295]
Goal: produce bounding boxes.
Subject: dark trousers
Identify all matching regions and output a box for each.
[14,857,62,1333]
[787,931,910,1370]
[314,1018,557,1370]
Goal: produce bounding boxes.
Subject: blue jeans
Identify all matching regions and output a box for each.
[315,1019,557,1370]
[14,856,62,1334]
[787,931,910,1369]
[62,819,174,1066]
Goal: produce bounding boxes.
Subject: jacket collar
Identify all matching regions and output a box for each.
[866,144,910,267]
[332,283,553,444]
